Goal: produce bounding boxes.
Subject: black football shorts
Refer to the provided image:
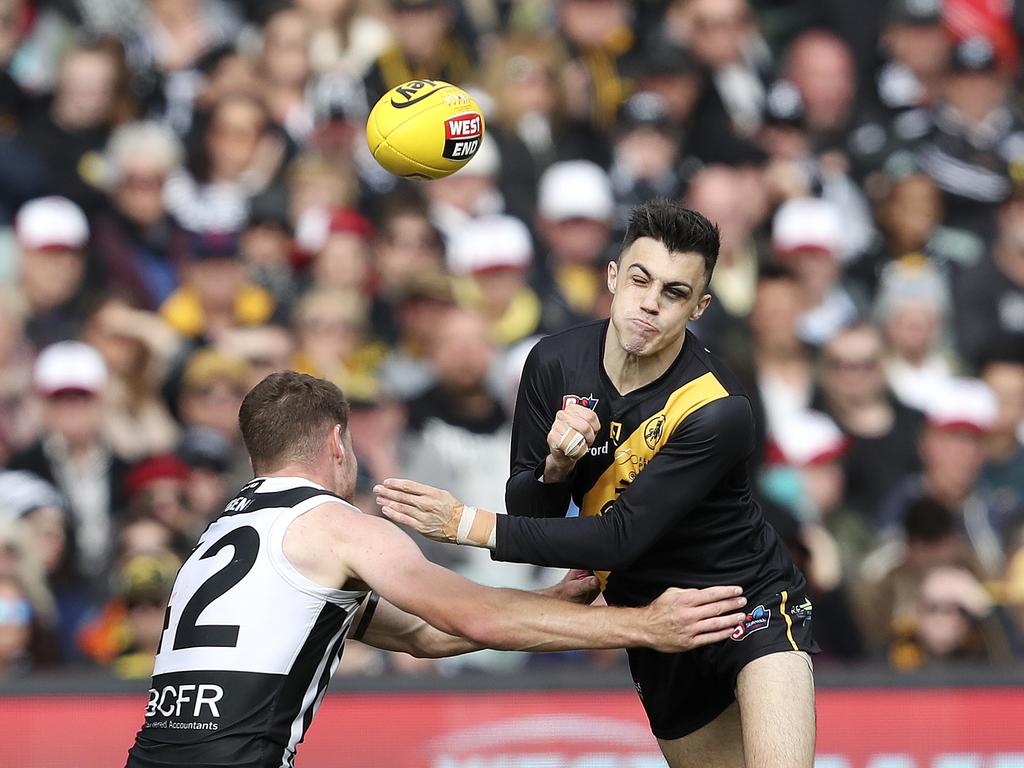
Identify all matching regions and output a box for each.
[627,582,820,740]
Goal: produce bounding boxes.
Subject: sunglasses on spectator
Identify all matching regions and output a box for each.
[823,356,880,373]
[0,597,31,626]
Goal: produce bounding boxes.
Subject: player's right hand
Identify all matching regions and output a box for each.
[643,586,748,652]
[547,404,602,463]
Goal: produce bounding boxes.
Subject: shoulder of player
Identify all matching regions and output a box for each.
[685,335,747,396]
[292,499,377,540]
[530,320,605,363]
[675,394,753,438]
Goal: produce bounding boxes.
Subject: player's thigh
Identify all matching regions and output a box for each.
[735,650,815,768]
[656,700,745,768]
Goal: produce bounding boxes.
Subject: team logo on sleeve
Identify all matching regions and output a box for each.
[562,394,599,411]
[731,605,770,641]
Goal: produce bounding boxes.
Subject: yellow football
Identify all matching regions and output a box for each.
[366,79,486,180]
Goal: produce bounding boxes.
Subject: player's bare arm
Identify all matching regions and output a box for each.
[285,501,747,654]
[349,570,601,659]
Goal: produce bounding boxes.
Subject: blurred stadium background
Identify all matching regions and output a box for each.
[0,0,1023,765]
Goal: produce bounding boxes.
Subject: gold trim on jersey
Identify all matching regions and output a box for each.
[580,371,730,588]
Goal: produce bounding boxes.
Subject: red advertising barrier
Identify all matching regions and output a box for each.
[2,688,1024,767]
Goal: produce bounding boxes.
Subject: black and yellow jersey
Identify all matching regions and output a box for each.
[497,319,800,608]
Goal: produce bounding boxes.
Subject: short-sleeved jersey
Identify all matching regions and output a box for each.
[499,320,800,607]
[126,477,366,768]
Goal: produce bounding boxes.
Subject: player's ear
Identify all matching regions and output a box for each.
[332,424,346,462]
[607,261,618,294]
[690,293,712,321]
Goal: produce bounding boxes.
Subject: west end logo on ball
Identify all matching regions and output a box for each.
[442,112,482,162]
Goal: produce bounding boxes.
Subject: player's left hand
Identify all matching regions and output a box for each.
[374,478,463,543]
[541,570,601,605]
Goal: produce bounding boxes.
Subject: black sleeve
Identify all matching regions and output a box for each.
[495,396,753,570]
[504,344,574,518]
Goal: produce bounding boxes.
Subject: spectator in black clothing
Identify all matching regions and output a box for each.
[609,93,683,233]
[91,121,191,311]
[555,0,634,161]
[954,187,1024,368]
[363,0,475,103]
[18,38,134,215]
[784,30,858,153]
[14,196,92,348]
[482,34,565,224]
[918,35,1024,237]
[7,342,130,586]
[872,0,950,120]
[622,42,703,133]
[814,322,924,526]
[664,0,771,150]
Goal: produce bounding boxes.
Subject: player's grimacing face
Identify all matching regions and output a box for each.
[607,238,711,357]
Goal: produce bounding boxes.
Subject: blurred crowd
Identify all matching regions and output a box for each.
[0,0,1023,681]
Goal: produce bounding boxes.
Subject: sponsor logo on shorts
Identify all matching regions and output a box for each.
[789,598,813,621]
[442,113,482,161]
[731,605,770,641]
[562,394,599,411]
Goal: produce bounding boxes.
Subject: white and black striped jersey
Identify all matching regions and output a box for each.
[126,476,368,768]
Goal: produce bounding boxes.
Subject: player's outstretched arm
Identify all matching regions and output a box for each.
[335,508,746,654]
[377,397,755,571]
[351,571,602,659]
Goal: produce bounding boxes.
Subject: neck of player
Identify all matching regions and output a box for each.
[603,323,686,396]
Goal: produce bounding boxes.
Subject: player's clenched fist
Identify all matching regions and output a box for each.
[642,586,748,652]
[546,404,601,468]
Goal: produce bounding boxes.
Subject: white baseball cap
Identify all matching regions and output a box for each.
[458,135,500,178]
[448,214,533,275]
[34,341,108,397]
[924,377,998,433]
[769,409,848,466]
[538,160,614,223]
[772,197,842,257]
[15,196,90,251]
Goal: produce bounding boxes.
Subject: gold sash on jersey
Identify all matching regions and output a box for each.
[580,371,729,589]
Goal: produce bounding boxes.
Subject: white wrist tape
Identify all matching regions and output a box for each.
[565,431,587,457]
[456,506,478,545]
[487,521,496,549]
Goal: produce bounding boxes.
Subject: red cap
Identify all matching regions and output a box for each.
[328,209,374,240]
[124,455,190,497]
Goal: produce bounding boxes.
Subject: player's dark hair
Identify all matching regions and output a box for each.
[619,200,721,290]
[239,371,350,474]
